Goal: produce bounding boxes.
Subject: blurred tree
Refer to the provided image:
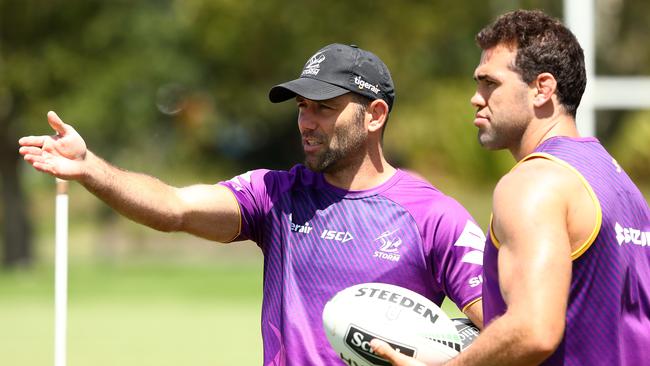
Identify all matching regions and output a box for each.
[0,0,87,267]
[0,0,205,267]
[2,0,647,267]
[0,90,32,267]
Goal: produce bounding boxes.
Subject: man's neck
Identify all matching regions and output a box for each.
[511,114,580,161]
[323,155,396,191]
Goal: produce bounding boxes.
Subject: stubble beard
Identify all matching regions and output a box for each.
[478,95,531,150]
[304,113,367,173]
[478,120,527,150]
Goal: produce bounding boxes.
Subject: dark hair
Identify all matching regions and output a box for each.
[476,9,586,117]
[349,93,390,140]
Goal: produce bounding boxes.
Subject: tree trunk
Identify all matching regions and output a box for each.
[0,108,33,268]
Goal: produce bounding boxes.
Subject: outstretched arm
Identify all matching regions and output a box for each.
[19,111,240,242]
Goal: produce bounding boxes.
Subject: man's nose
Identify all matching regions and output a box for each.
[470,90,485,109]
[298,108,317,131]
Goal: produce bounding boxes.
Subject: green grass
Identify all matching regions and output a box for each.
[0,301,262,366]
[0,262,264,366]
[0,261,465,366]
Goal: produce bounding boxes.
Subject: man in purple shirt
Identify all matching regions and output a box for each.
[19,43,484,365]
[373,9,650,366]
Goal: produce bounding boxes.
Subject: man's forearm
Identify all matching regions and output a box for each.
[79,151,184,232]
[445,314,553,366]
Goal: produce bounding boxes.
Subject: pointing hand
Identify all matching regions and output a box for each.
[18,111,88,180]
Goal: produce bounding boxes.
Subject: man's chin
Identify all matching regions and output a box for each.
[304,158,324,172]
[478,133,499,150]
[305,157,338,173]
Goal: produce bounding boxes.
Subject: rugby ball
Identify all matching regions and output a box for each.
[452,318,480,350]
[322,283,462,366]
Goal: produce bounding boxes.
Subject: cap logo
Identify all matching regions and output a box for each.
[302,51,326,76]
[354,76,380,95]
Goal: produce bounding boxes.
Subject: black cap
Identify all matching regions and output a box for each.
[269,43,395,110]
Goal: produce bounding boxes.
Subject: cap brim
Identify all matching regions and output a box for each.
[269,78,349,103]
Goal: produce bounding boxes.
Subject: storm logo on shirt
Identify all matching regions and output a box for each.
[288,214,313,234]
[374,229,403,262]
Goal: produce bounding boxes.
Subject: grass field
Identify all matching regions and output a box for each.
[0,261,265,366]
[1,258,465,366]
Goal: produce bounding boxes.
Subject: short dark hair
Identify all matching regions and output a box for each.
[349,93,390,140]
[476,9,586,117]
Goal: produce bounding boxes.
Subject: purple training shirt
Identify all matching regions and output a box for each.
[220,165,485,365]
[482,137,650,365]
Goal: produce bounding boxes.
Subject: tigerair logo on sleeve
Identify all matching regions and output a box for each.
[302,51,326,76]
[288,214,313,234]
[615,222,650,247]
[374,229,403,262]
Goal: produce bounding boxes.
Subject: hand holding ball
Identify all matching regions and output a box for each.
[322,283,463,366]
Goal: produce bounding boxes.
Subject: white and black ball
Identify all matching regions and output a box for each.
[322,283,462,366]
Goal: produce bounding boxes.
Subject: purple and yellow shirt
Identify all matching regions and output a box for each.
[482,137,650,365]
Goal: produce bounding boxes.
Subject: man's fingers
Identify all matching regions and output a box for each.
[23,152,48,164]
[31,161,56,175]
[370,339,402,362]
[47,111,68,136]
[19,146,43,156]
[370,339,423,366]
[18,135,47,147]
[24,153,58,174]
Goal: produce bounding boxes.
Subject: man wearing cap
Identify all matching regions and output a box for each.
[19,43,484,365]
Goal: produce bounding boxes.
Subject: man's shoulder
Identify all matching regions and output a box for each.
[385,170,473,221]
[500,157,582,197]
[494,158,578,220]
[232,164,316,183]
[220,164,319,196]
[393,169,441,194]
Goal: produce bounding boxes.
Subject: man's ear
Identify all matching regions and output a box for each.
[533,72,557,108]
[367,99,389,133]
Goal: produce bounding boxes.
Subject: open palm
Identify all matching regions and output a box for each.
[19,111,88,180]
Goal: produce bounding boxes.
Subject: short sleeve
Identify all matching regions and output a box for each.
[218,169,273,243]
[429,199,486,311]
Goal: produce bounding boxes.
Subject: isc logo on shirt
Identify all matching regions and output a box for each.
[321,229,354,243]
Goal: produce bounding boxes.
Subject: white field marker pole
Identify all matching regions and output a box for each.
[55,178,69,366]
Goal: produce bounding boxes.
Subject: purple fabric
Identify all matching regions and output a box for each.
[482,137,650,365]
[220,165,484,365]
